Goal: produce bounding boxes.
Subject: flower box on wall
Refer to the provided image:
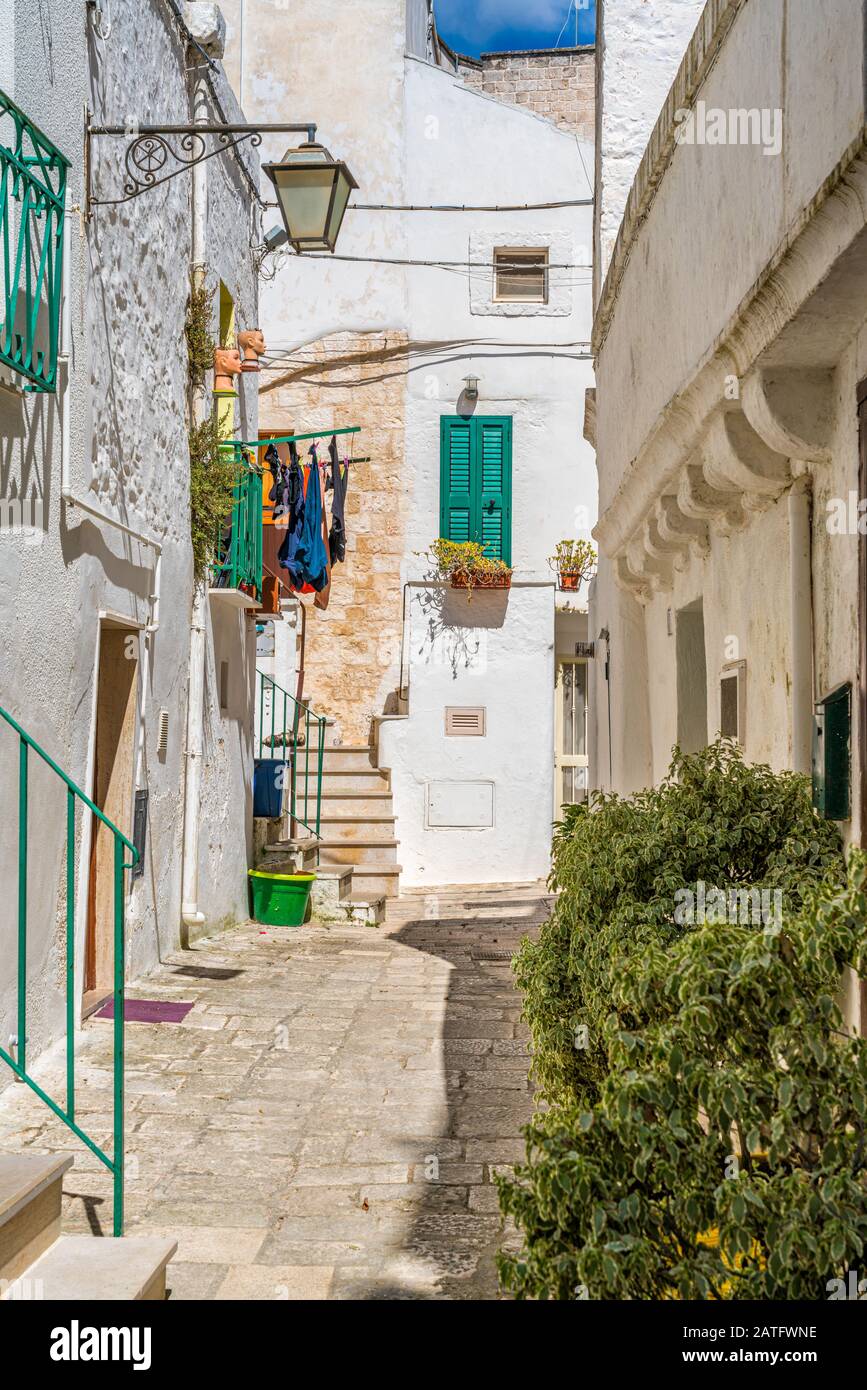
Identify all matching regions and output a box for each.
[450,571,512,591]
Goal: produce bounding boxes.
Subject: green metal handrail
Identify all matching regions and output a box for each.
[0,88,68,392]
[0,703,137,1237]
[211,445,263,598]
[256,671,325,838]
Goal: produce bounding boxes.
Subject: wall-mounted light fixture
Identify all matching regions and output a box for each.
[263,143,358,254]
[85,119,355,256]
[462,375,480,398]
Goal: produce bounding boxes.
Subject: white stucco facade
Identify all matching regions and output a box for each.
[228,0,597,888]
[0,0,259,1088]
[593,0,705,296]
[590,0,867,884]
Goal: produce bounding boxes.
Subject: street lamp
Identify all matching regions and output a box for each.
[263,143,359,254]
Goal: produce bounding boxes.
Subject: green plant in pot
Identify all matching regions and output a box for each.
[425,538,513,599]
[548,538,596,592]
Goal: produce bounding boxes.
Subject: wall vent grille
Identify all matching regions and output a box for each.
[445,706,486,737]
[157,709,169,757]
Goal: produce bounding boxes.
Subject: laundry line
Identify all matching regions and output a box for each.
[235,426,362,448]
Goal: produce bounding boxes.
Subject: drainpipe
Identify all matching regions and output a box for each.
[789,477,814,775]
[181,69,209,932]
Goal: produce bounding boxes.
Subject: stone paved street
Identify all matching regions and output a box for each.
[0,886,549,1300]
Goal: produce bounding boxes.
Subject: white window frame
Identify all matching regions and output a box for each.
[719,659,747,745]
[493,247,549,305]
[469,229,573,318]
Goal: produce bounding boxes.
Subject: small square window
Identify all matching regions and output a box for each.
[719,660,746,744]
[493,248,548,304]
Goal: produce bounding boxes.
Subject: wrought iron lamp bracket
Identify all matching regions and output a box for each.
[85,118,317,218]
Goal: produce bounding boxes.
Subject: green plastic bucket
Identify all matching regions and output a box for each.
[248,870,316,927]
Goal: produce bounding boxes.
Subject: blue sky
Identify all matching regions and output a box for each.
[435,0,596,57]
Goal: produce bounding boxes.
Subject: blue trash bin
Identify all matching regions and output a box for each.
[254,758,288,818]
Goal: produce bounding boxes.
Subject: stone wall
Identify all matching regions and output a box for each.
[454,47,595,141]
[259,332,409,745]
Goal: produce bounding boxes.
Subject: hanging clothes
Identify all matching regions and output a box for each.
[327,434,348,565]
[278,445,329,592]
[313,460,332,611]
[276,449,307,587]
[265,443,286,518]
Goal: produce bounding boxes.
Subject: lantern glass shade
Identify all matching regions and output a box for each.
[263,144,359,253]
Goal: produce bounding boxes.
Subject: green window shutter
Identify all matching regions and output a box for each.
[439,416,512,565]
[440,418,473,543]
[478,418,511,564]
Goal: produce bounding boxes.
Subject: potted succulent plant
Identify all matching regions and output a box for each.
[548,538,596,592]
[425,539,513,598]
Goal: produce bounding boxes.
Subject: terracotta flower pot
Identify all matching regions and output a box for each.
[558,571,581,591]
[213,347,242,394]
[238,328,266,373]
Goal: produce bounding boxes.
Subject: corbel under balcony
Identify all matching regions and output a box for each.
[597,365,835,605]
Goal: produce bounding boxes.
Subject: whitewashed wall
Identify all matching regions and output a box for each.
[378,584,555,886]
[383,61,596,885]
[0,0,258,1089]
[594,0,704,301]
[591,0,867,807]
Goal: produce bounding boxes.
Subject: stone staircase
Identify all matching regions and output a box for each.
[314,744,402,902]
[0,1153,176,1300]
[257,743,401,921]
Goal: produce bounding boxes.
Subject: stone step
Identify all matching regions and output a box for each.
[298,768,390,795]
[342,863,402,899]
[319,792,395,817]
[1,1234,177,1301]
[318,815,396,843]
[318,838,399,866]
[310,864,353,907]
[320,745,379,772]
[260,838,319,873]
[0,1153,73,1285]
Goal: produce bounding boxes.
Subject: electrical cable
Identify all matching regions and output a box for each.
[259,337,593,368]
[260,197,593,213]
[294,251,592,271]
[259,348,593,392]
[349,198,593,212]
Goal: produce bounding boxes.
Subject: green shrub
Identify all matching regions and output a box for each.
[517,742,844,1108]
[499,742,859,1300]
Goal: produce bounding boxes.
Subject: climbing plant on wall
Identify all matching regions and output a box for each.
[185,273,238,580]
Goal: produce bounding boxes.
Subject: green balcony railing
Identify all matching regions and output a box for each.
[0,704,137,1237]
[211,444,263,599]
[0,88,68,393]
[256,671,325,838]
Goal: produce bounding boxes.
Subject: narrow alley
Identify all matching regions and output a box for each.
[0,888,548,1301]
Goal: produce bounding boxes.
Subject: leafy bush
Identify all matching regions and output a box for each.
[519,742,844,1107]
[498,742,861,1300]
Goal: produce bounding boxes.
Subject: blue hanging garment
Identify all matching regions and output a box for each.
[277,449,306,586]
[279,445,329,592]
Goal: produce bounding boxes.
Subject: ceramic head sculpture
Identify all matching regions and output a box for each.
[213,346,243,393]
[238,328,266,372]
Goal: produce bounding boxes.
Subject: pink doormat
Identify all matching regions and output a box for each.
[94,998,194,1024]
